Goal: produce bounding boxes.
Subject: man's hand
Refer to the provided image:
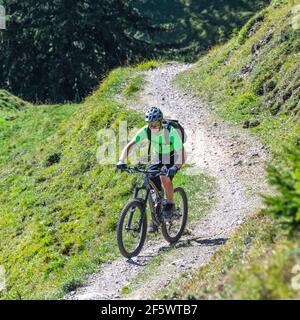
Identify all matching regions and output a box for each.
[166,165,179,177]
[116,160,127,171]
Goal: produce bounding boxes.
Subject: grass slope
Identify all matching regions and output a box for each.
[155,0,300,300]
[176,0,300,153]
[156,213,300,300]
[0,66,145,299]
[0,61,215,299]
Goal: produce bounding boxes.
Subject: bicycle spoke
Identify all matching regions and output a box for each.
[117,199,147,258]
[122,207,141,252]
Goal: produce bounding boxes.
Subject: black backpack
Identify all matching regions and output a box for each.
[146,119,186,161]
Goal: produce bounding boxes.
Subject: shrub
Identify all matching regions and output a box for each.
[0,89,28,110]
[61,277,84,294]
[237,10,266,45]
[263,146,300,233]
[135,60,161,71]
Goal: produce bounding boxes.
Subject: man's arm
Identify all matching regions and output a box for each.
[117,125,148,165]
[118,140,136,163]
[175,147,187,169]
[170,127,187,169]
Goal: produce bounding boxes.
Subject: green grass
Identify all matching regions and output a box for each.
[123,74,145,100]
[134,60,162,71]
[174,166,216,223]
[176,0,300,155]
[0,64,146,299]
[155,212,300,300]
[0,61,216,299]
[156,0,300,300]
[0,89,27,110]
[0,103,80,166]
[0,90,29,128]
[120,61,161,100]
[119,168,216,297]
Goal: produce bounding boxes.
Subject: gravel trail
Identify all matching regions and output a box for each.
[66,64,270,300]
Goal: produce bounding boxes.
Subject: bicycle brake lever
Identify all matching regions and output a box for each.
[160,166,168,175]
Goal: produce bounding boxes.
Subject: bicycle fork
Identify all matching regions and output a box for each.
[126,187,150,233]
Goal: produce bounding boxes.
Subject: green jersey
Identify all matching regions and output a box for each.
[133,125,184,155]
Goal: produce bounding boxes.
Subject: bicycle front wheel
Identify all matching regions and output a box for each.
[117,199,147,258]
[161,187,188,243]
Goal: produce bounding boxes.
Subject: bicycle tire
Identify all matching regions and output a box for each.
[161,187,188,243]
[117,199,147,258]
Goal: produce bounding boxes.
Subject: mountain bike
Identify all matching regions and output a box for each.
[117,165,188,259]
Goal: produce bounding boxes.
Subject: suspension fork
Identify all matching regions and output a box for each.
[126,186,149,231]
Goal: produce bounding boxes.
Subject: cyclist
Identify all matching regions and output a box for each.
[116,106,186,233]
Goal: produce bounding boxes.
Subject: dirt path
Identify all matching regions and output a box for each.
[65,64,270,300]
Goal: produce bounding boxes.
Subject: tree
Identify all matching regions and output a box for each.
[0,0,158,103]
[133,0,270,59]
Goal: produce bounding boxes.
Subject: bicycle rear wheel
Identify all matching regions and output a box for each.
[117,199,147,258]
[161,187,188,243]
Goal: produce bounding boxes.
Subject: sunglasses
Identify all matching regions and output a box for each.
[148,122,161,129]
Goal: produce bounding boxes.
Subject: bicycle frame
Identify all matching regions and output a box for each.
[126,175,162,232]
[118,165,188,258]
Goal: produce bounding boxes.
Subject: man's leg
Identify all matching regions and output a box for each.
[147,153,176,232]
[146,164,162,234]
[160,175,174,202]
[160,175,176,219]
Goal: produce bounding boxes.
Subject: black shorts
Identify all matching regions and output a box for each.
[146,152,178,191]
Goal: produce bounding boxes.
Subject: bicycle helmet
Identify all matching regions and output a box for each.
[144,106,163,122]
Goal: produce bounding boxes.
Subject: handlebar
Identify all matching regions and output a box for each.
[121,165,168,177]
